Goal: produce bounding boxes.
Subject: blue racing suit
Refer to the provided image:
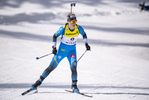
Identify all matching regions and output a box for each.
[41,23,88,82]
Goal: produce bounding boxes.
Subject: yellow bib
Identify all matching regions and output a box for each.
[63,24,79,37]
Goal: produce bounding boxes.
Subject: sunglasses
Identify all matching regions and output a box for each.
[70,20,77,24]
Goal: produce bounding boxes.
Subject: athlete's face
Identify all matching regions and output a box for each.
[68,20,77,30]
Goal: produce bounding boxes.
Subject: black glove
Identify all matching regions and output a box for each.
[52,46,57,55]
[85,43,91,51]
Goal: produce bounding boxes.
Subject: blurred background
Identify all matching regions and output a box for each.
[0,0,149,100]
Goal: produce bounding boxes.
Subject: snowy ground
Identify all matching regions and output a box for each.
[0,0,149,100]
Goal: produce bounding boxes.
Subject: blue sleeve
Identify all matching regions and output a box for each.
[53,26,64,44]
[78,25,87,40]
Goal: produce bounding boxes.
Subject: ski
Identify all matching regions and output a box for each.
[21,88,37,96]
[65,90,93,98]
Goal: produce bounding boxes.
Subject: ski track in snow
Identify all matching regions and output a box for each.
[0,0,149,100]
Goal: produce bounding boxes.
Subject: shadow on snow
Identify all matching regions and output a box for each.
[0,0,143,9]
[0,83,149,95]
[0,29,149,48]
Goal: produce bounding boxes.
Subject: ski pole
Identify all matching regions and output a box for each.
[36,53,53,60]
[77,50,87,62]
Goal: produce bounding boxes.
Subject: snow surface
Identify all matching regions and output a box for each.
[0,0,149,100]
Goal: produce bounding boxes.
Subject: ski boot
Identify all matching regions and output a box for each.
[31,76,45,90]
[71,80,79,93]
